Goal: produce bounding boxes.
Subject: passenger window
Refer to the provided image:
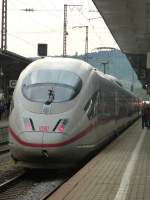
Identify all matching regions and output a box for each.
[84,91,101,120]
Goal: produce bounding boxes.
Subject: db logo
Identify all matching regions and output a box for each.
[39,126,49,132]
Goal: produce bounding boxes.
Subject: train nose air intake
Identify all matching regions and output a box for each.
[42,150,49,158]
[53,119,68,133]
[23,117,35,131]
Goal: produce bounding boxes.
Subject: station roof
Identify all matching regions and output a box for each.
[92,0,150,87]
[0,49,32,65]
[92,0,150,55]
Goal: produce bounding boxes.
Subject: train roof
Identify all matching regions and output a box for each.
[25,57,93,75]
[104,74,123,88]
[104,74,138,98]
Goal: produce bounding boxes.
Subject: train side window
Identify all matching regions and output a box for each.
[84,91,101,120]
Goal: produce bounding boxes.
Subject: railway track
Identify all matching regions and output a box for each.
[0,168,76,200]
[0,144,9,155]
[0,170,25,191]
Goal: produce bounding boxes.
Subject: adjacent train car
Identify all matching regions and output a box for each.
[8,57,139,168]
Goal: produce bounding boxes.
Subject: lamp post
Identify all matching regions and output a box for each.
[101,61,109,74]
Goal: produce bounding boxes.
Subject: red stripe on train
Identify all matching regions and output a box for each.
[9,124,95,148]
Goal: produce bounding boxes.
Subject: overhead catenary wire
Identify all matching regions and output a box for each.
[8,33,36,47]
[10,0,34,9]
[78,9,105,46]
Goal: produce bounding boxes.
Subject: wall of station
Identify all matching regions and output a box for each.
[0,62,30,102]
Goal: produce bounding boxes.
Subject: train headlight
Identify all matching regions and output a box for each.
[53,119,68,134]
[23,117,35,131]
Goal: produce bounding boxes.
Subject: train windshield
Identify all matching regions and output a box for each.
[22,69,82,103]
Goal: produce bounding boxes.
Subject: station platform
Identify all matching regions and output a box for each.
[48,119,150,200]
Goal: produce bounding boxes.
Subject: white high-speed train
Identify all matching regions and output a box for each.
[9,57,140,168]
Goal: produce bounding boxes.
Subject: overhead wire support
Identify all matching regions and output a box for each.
[63,4,67,57]
[85,26,88,62]
[1,0,7,51]
[63,4,82,57]
[88,16,102,21]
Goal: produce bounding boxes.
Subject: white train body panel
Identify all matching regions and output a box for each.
[9,57,139,168]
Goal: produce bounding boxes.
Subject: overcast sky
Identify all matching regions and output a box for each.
[0,0,119,57]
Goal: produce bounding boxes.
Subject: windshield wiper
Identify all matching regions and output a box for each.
[45,89,55,105]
